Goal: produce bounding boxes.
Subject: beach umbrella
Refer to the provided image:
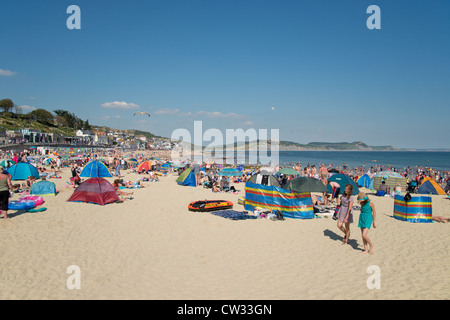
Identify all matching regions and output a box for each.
[0,159,16,168]
[217,168,241,177]
[326,173,359,195]
[373,171,403,178]
[137,161,153,172]
[80,160,112,178]
[285,177,328,193]
[277,168,299,176]
[7,163,40,181]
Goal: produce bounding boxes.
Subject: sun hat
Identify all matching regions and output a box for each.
[357,191,368,201]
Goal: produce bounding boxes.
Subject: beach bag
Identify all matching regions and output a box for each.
[276,210,284,221]
[404,192,412,202]
[333,205,340,220]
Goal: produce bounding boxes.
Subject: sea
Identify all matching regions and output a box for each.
[278,151,450,171]
[223,151,450,171]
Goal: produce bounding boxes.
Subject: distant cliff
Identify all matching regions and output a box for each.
[224,140,400,151]
[278,141,399,151]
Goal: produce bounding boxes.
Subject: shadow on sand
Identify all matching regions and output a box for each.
[323,229,362,251]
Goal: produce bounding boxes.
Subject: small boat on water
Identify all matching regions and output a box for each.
[188,200,233,212]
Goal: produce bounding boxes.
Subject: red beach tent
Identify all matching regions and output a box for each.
[67,177,119,205]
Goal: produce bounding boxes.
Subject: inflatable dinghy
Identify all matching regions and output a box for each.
[188,200,233,212]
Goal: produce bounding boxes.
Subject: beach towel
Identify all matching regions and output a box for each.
[209,210,257,220]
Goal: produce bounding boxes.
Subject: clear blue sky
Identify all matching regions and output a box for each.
[1,0,449,148]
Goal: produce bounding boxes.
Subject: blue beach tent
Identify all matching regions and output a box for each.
[327,173,359,195]
[30,180,57,196]
[80,160,112,178]
[7,162,40,181]
[357,174,374,189]
[176,167,196,187]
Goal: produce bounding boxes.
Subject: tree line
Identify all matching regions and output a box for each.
[0,98,91,130]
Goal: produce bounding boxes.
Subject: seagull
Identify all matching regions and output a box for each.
[133,111,151,117]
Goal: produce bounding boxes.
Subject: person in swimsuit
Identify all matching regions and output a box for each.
[357,192,376,254]
[337,184,354,245]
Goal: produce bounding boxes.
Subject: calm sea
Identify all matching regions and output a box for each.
[277,151,450,171]
[213,150,450,171]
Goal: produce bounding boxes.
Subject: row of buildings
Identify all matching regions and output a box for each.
[0,128,174,150]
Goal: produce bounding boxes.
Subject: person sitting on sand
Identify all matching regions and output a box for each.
[220,176,230,191]
[113,179,133,196]
[22,176,35,192]
[148,171,159,181]
[212,181,221,193]
[378,180,388,193]
[311,194,324,206]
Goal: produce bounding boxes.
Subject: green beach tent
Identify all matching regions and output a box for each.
[176,167,196,187]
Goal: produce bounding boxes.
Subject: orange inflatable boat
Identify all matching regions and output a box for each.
[188,200,233,212]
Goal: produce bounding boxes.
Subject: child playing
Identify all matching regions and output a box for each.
[336,184,354,245]
[357,192,376,254]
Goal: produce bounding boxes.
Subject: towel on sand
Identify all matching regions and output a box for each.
[210,210,256,220]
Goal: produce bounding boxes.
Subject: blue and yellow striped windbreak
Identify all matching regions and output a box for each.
[393,195,432,223]
[244,182,314,219]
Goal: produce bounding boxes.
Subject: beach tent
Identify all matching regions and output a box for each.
[176,167,196,187]
[137,161,153,173]
[7,162,40,181]
[417,178,446,195]
[0,159,15,168]
[285,176,328,193]
[357,174,374,189]
[248,173,280,187]
[244,182,314,219]
[80,160,112,178]
[326,173,359,195]
[394,194,432,223]
[373,171,407,192]
[67,177,119,205]
[30,180,57,196]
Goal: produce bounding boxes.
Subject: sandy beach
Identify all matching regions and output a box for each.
[0,165,449,300]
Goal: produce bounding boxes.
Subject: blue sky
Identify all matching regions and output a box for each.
[1,0,449,148]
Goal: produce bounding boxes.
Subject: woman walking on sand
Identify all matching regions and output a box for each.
[337,184,354,245]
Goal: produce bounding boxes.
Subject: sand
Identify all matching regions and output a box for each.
[0,167,449,300]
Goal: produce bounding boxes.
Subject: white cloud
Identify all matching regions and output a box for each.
[0,69,17,76]
[154,108,180,115]
[19,105,36,112]
[153,108,243,119]
[101,101,140,109]
[197,110,242,118]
